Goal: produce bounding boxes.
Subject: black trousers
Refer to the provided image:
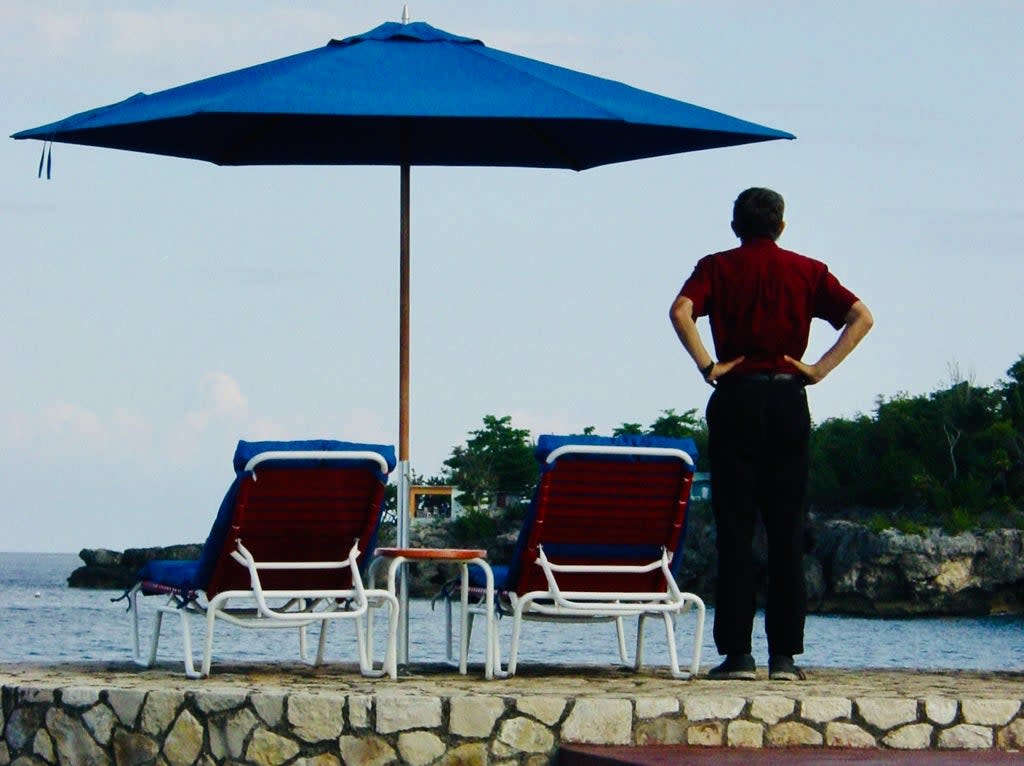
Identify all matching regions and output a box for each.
[707,377,810,657]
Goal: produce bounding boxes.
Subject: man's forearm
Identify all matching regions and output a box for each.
[787,300,873,383]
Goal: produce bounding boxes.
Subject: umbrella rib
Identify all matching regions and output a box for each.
[462,44,626,120]
[459,45,627,171]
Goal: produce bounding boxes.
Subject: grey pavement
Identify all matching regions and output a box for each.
[2,662,1022,699]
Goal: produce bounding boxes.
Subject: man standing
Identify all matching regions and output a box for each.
[670,188,873,680]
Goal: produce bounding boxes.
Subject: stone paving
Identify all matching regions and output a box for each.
[2,662,1023,765]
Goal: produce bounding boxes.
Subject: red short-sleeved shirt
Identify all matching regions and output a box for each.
[678,239,859,375]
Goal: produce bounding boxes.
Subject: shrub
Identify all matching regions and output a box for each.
[893,517,928,536]
[943,506,976,535]
[450,510,498,547]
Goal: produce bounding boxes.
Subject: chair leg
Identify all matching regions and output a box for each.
[459,565,470,674]
[358,595,398,679]
[444,594,456,663]
[166,607,199,679]
[130,585,161,668]
[615,616,631,665]
[383,595,399,680]
[355,613,371,673]
[366,599,377,664]
[662,599,706,679]
[661,612,682,677]
[508,603,527,676]
[634,614,647,670]
[198,606,217,678]
[364,595,393,674]
[464,612,475,662]
[296,598,307,663]
[315,620,331,666]
[130,585,141,661]
[688,599,706,678]
[488,615,507,678]
[146,610,164,668]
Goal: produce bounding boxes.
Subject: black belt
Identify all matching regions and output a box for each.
[721,372,804,384]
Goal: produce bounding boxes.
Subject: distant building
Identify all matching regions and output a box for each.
[692,472,711,502]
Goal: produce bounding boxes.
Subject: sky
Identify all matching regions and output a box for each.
[2,1,1022,553]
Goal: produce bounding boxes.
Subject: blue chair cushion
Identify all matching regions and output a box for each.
[137,559,202,593]
[232,439,397,475]
[535,433,697,466]
[468,563,510,590]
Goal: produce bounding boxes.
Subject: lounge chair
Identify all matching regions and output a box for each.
[127,439,399,678]
[456,433,706,678]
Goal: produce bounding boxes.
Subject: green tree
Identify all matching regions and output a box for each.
[648,408,708,471]
[998,355,1024,498]
[612,422,644,436]
[444,415,538,512]
[614,409,708,469]
[808,413,877,507]
[806,354,1024,524]
[648,408,702,438]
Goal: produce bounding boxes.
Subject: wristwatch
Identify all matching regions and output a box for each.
[700,361,715,380]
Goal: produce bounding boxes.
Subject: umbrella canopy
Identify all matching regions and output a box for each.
[14,21,792,170]
[13,19,793,579]
[13,19,793,468]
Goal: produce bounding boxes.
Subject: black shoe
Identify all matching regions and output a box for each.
[769,654,806,681]
[707,653,757,680]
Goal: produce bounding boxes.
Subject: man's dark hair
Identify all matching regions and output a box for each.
[732,187,785,241]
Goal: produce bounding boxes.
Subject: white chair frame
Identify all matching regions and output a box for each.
[130,540,399,678]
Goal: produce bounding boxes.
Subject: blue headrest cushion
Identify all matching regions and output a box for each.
[535,433,697,469]
[232,439,397,474]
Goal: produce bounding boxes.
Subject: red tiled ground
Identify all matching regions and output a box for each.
[558,745,1024,765]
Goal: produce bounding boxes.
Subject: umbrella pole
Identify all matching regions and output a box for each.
[400,166,410,467]
[397,161,412,665]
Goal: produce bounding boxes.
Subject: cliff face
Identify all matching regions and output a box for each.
[69,519,1024,617]
[810,521,1024,616]
[672,512,1024,617]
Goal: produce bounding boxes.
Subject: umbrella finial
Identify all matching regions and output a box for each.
[401,4,410,24]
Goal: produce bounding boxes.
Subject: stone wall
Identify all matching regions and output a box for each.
[3,682,1023,765]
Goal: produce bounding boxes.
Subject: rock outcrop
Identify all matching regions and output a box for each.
[811,521,1024,616]
[67,544,203,589]
[671,512,1024,616]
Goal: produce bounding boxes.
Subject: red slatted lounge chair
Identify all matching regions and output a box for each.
[127,439,399,678]
[457,433,705,678]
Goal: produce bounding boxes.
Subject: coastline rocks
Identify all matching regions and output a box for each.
[67,544,202,589]
[670,511,1024,616]
[811,521,1024,616]
[68,520,1024,616]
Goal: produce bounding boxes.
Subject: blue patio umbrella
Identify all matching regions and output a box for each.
[13,18,792,461]
[13,18,793,660]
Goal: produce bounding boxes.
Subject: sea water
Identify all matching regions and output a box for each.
[1,551,1022,671]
